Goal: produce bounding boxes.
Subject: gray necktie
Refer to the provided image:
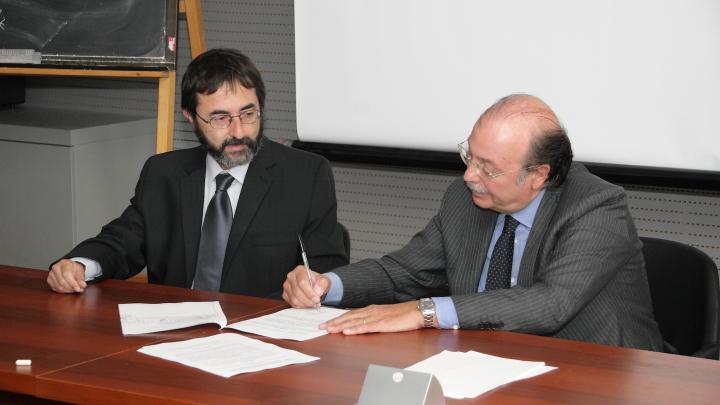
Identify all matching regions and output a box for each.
[193,173,234,291]
[485,215,520,291]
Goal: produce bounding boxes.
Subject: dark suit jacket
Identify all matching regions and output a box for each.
[63,139,348,297]
[334,163,663,350]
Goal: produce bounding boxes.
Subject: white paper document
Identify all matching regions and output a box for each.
[137,333,319,378]
[119,301,227,335]
[407,350,556,399]
[227,306,348,341]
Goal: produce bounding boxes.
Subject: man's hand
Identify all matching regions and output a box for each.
[320,301,427,335]
[47,259,87,293]
[282,265,331,308]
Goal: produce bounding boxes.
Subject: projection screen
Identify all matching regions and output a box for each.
[295,0,720,172]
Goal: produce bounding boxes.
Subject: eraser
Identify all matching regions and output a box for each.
[15,359,32,366]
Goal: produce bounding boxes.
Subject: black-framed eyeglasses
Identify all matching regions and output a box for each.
[195,109,261,129]
[457,141,538,180]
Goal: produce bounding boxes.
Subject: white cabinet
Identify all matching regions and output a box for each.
[0,107,155,269]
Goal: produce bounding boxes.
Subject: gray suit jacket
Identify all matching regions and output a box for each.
[334,163,663,350]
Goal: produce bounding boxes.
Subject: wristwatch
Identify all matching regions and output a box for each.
[417,298,436,328]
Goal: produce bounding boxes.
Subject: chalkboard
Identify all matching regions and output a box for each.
[0,0,177,69]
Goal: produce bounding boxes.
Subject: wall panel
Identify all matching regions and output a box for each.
[16,0,718,270]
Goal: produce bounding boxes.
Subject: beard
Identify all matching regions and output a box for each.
[194,124,263,169]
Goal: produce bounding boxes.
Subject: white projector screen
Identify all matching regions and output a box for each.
[295,0,720,173]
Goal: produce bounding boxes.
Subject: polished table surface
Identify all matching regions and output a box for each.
[0,265,285,401]
[2,265,719,404]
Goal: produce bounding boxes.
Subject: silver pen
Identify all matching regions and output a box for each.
[298,234,319,310]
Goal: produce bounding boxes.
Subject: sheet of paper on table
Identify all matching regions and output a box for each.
[407,350,556,399]
[118,301,227,335]
[138,333,319,378]
[226,306,348,341]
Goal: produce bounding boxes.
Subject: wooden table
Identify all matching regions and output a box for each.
[0,265,285,402]
[2,265,719,404]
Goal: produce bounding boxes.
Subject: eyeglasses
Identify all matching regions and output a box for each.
[457,141,537,180]
[195,109,261,129]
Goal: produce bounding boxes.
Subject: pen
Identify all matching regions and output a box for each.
[298,234,319,310]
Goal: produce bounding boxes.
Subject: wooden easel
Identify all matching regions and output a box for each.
[0,0,206,154]
[180,0,208,59]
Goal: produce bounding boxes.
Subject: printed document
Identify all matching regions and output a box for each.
[119,301,227,335]
[227,306,348,341]
[407,350,556,399]
[138,333,319,378]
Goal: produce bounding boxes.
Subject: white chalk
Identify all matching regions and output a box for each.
[15,359,32,366]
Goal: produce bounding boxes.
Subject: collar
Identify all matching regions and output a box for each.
[204,154,251,185]
[508,188,546,229]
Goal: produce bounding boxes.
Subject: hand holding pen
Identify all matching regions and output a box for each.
[298,234,320,310]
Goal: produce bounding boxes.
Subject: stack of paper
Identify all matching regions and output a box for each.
[118,301,227,335]
[227,306,348,341]
[138,333,319,378]
[406,350,556,399]
[118,302,347,341]
[121,303,345,378]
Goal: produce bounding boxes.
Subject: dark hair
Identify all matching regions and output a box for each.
[181,48,266,114]
[526,128,573,187]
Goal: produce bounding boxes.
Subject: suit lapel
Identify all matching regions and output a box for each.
[181,151,207,286]
[462,207,497,294]
[221,141,276,278]
[518,186,561,286]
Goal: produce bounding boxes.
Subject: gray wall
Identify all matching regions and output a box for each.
[20,0,720,267]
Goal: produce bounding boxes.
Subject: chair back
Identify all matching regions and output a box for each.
[640,237,719,358]
[339,222,351,259]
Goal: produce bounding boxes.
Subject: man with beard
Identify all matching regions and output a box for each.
[47,49,348,297]
[283,94,663,350]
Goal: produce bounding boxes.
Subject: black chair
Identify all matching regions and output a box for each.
[640,237,720,358]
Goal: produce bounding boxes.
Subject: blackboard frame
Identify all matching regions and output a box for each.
[0,0,178,70]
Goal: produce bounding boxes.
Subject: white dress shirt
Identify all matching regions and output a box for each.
[78,154,250,281]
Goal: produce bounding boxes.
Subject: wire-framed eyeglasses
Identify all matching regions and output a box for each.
[457,141,538,180]
[195,109,261,129]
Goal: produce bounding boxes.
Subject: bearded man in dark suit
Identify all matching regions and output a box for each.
[48,49,348,297]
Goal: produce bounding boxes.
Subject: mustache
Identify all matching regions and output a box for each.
[221,136,256,150]
[465,181,488,194]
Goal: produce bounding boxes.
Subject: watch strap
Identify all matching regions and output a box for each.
[418,298,435,328]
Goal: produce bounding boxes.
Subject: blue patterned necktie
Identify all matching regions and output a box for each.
[485,216,520,290]
[193,173,234,291]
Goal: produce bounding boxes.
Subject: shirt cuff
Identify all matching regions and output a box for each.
[322,272,344,305]
[432,296,460,329]
[71,257,102,281]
